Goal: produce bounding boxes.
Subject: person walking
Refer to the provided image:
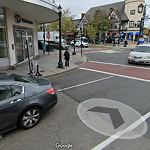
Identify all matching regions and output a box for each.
[42,43,46,55]
[64,48,70,67]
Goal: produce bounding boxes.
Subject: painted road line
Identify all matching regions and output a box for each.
[83,51,108,54]
[57,76,114,92]
[80,68,150,83]
[89,61,150,70]
[91,111,150,150]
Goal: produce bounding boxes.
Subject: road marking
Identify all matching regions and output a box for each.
[57,76,114,92]
[80,68,150,83]
[89,61,150,70]
[91,111,150,150]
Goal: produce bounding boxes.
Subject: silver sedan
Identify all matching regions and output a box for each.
[128,44,150,64]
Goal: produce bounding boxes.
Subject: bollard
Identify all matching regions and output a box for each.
[35,65,42,76]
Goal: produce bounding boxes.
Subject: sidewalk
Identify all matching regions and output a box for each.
[4,49,87,77]
[89,43,137,49]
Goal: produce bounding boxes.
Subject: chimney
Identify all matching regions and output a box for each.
[81,13,85,19]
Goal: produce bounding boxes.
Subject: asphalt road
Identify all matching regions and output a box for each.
[1,47,150,150]
[49,48,150,149]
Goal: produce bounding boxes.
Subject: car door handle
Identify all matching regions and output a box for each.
[10,99,22,104]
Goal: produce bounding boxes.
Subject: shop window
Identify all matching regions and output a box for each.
[0,8,8,58]
[130,10,135,15]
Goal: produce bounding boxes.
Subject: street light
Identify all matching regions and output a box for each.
[72,31,78,55]
[58,4,63,68]
[79,22,83,57]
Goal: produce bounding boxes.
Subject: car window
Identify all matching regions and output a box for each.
[0,85,23,101]
[0,85,11,101]
[13,74,38,84]
[11,85,23,97]
[133,46,150,53]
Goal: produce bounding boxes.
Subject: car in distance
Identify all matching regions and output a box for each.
[70,40,89,48]
[128,44,150,64]
[0,73,57,135]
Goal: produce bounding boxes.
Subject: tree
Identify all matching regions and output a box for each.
[37,25,42,32]
[49,8,76,39]
[87,10,111,41]
[87,25,97,42]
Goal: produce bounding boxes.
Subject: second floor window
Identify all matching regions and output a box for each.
[110,15,116,19]
[115,23,118,28]
[137,21,141,28]
[130,10,135,15]
[129,21,134,28]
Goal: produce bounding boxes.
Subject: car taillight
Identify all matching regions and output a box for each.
[46,88,55,94]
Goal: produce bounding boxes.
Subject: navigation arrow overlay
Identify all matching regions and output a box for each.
[88,107,125,129]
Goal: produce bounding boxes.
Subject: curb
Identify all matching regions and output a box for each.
[43,54,88,78]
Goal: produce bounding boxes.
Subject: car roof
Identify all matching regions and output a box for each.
[0,80,36,86]
[138,44,150,47]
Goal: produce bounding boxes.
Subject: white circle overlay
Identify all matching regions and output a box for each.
[77,98,148,139]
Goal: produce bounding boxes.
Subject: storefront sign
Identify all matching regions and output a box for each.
[15,14,33,24]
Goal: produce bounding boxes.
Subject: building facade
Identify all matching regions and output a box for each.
[85,0,145,43]
[0,0,58,70]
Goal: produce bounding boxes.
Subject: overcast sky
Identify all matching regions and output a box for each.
[55,0,150,27]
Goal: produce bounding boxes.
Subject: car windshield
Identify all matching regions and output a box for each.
[13,74,38,84]
[133,46,150,53]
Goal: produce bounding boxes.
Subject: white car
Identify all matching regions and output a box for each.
[70,40,89,48]
[128,44,150,64]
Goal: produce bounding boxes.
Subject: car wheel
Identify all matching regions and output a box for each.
[18,107,42,129]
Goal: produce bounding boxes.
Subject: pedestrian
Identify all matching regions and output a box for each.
[47,43,50,55]
[42,43,46,55]
[64,48,70,67]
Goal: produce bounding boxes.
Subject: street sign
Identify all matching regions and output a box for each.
[77,98,148,139]
[47,34,51,39]
[32,60,38,75]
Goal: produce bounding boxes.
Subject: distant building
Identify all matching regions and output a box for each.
[0,0,58,70]
[85,0,145,42]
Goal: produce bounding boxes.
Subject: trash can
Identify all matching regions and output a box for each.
[95,40,100,44]
[50,44,54,51]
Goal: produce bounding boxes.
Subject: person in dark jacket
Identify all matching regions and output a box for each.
[64,48,70,67]
[47,43,50,55]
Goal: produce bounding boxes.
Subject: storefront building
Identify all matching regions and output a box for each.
[0,0,58,70]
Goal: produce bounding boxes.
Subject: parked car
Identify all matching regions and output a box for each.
[128,44,150,64]
[70,40,89,48]
[54,40,69,50]
[0,73,57,135]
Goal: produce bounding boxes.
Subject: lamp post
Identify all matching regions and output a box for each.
[118,21,121,47]
[72,31,78,55]
[58,4,63,68]
[79,22,83,57]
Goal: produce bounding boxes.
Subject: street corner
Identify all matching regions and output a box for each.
[77,98,148,139]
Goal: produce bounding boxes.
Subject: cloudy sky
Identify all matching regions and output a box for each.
[55,0,150,27]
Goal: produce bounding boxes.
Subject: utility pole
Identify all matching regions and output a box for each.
[139,4,147,38]
[99,15,102,44]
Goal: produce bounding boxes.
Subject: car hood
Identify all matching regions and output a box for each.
[129,52,150,58]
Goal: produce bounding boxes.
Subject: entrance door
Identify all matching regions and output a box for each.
[15,30,24,63]
[14,29,33,63]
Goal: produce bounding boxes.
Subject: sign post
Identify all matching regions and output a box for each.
[26,31,32,75]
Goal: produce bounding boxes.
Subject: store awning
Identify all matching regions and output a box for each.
[0,0,59,24]
[120,32,125,36]
[128,32,133,35]
[135,32,144,36]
